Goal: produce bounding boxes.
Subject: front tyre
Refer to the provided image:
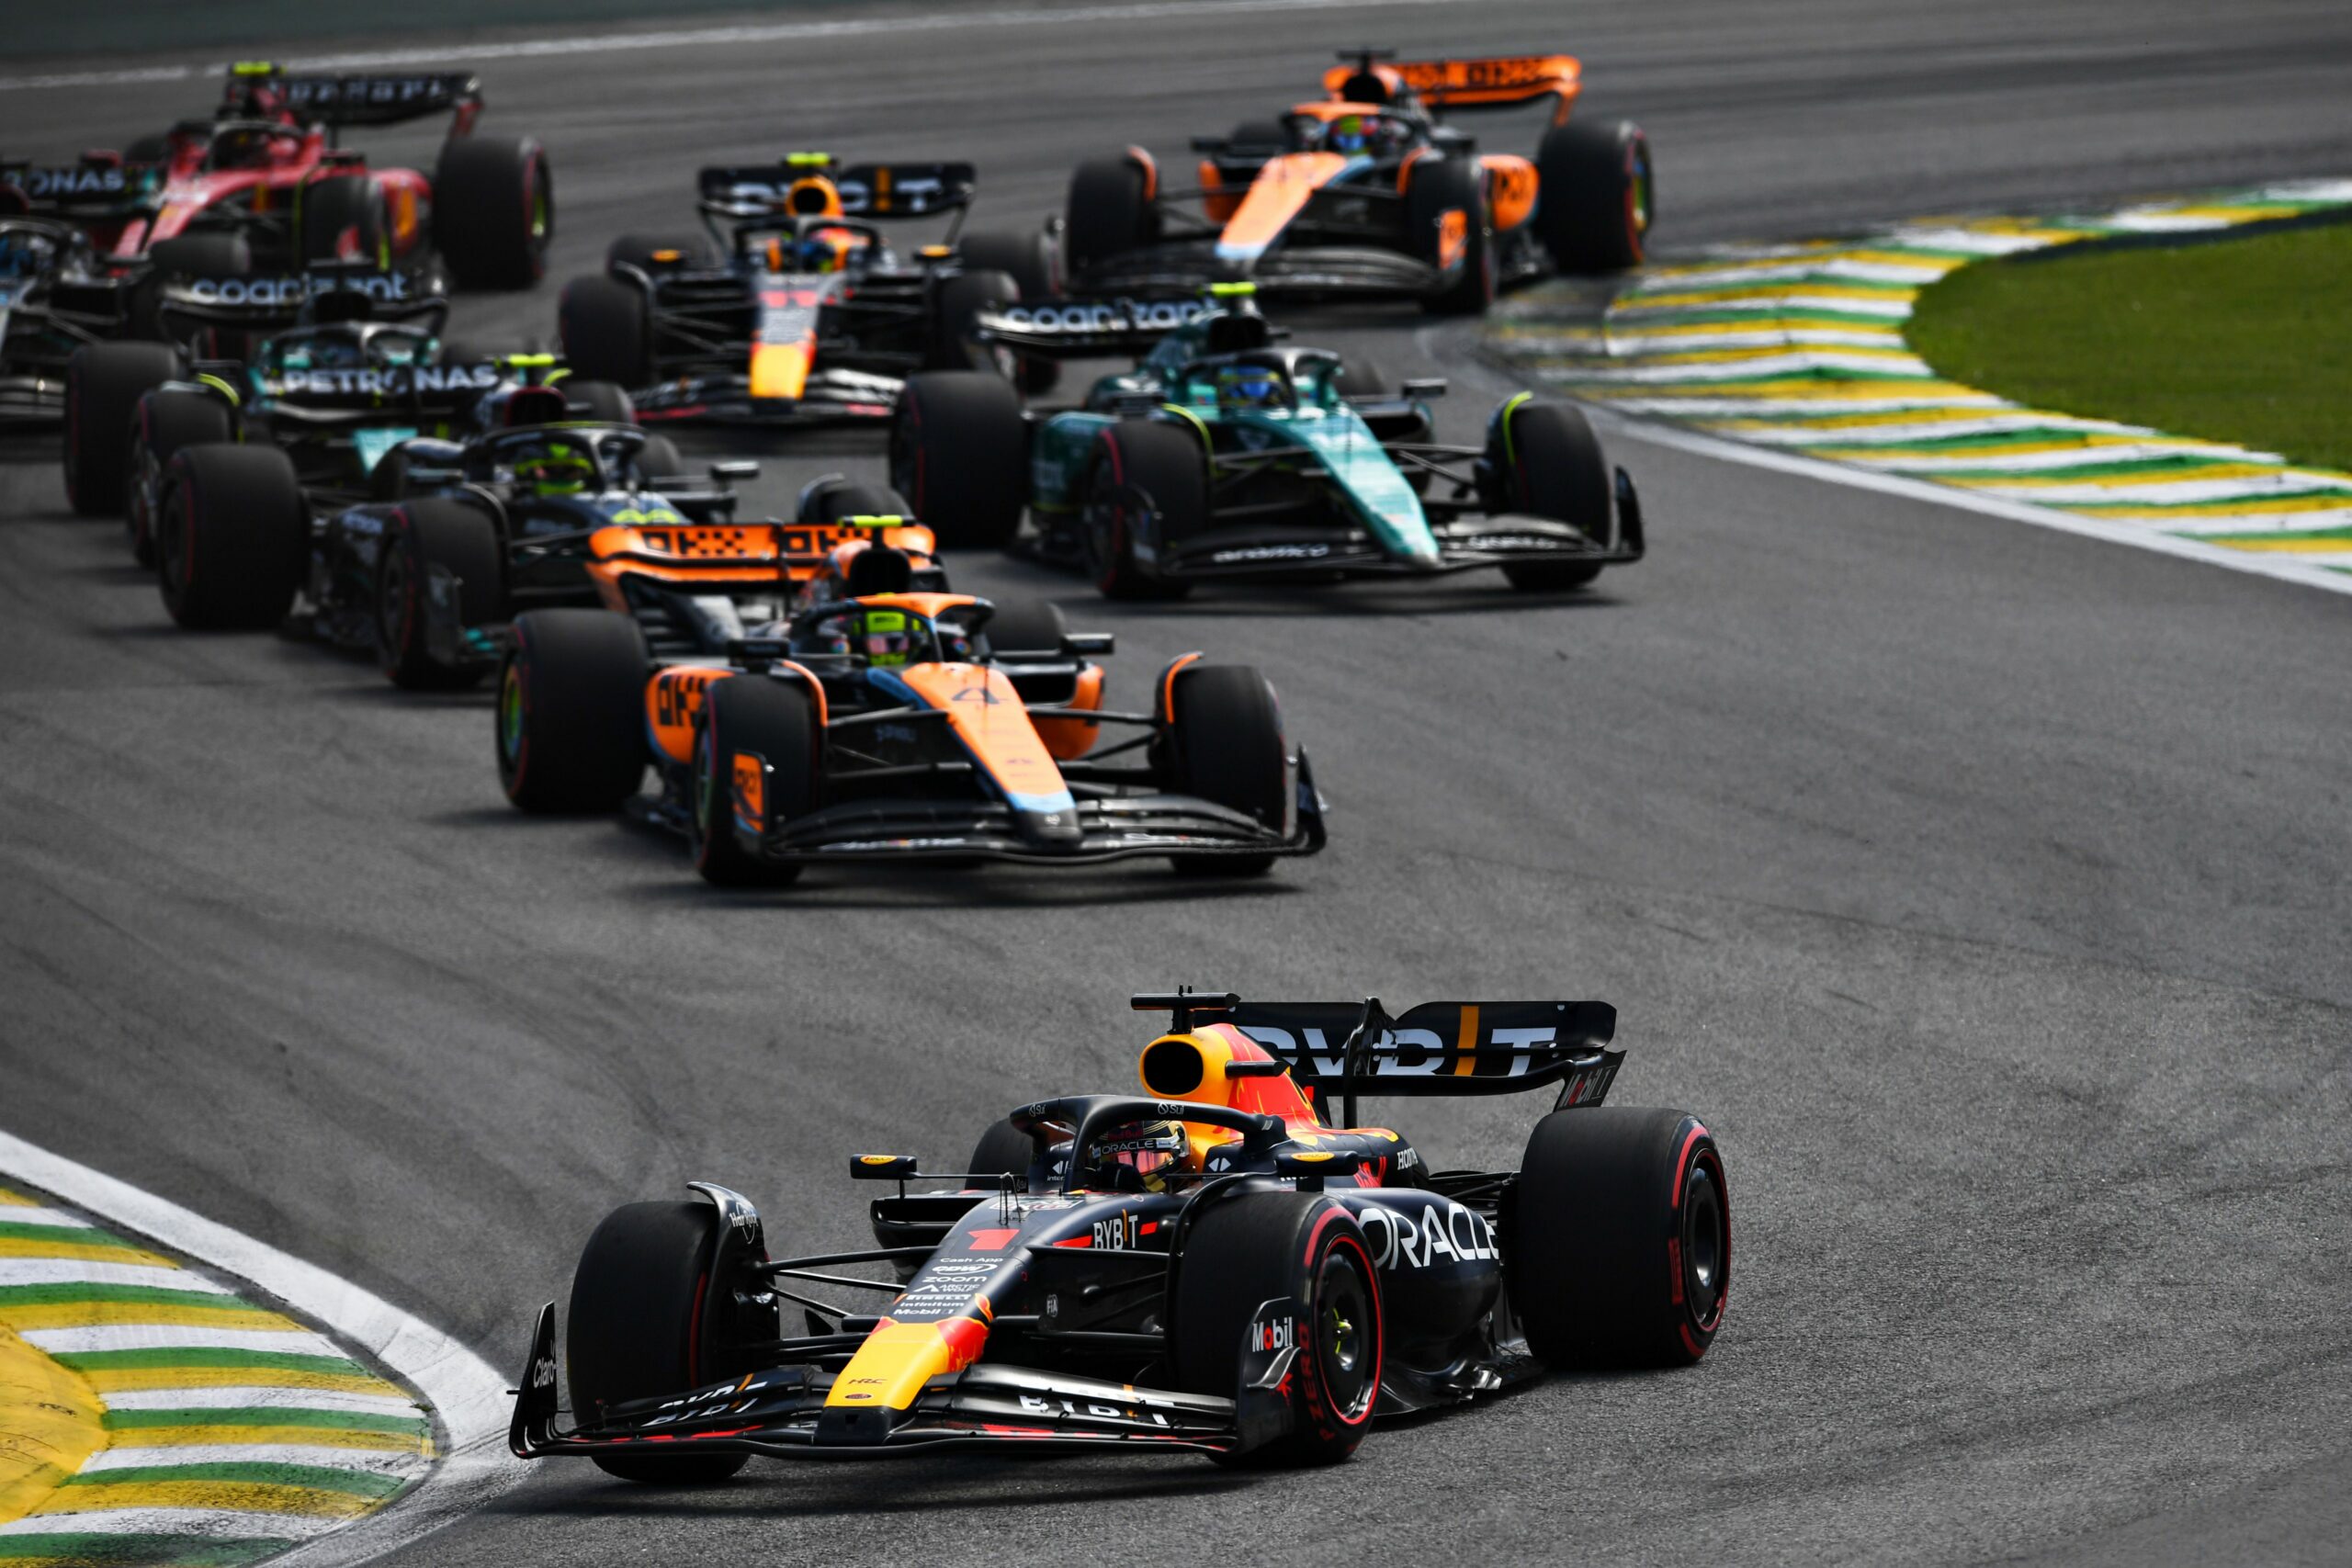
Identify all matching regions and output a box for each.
[1082,420,1203,601]
[1173,1192,1382,1466]
[1489,398,1613,592]
[128,389,232,565]
[565,1201,750,1484]
[499,609,649,813]
[690,675,820,887]
[1407,156,1494,316]
[63,342,184,516]
[557,274,652,389]
[888,371,1026,550]
[434,135,553,289]
[1161,662,1288,876]
[1510,1107,1729,1368]
[154,445,305,630]
[376,497,503,689]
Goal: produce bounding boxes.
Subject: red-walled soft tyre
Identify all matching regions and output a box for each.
[888,371,1026,550]
[498,609,648,813]
[1510,1107,1729,1367]
[1173,1192,1382,1466]
[153,445,305,630]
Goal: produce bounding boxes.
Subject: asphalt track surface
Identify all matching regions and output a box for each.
[4,1,2351,1562]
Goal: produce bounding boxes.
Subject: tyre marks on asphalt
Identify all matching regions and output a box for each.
[0,1184,430,1566]
[1488,180,2352,586]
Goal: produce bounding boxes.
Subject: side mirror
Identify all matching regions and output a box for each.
[1399,378,1448,399]
[850,1156,920,1181]
[401,466,462,487]
[1062,632,1114,657]
[709,459,759,486]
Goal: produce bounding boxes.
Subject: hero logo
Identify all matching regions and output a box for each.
[1355,1201,1498,1272]
[999,299,1205,333]
[185,273,413,306]
[1251,1313,1295,1352]
[19,165,127,197]
[275,364,500,396]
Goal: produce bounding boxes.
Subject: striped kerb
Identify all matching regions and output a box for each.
[1487,179,2352,574]
[0,1187,433,1566]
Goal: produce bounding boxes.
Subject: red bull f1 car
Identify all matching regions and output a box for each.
[508,987,1730,1472]
[1063,49,1652,313]
[557,152,1059,426]
[0,60,550,301]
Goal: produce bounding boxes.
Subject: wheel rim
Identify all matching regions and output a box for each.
[1628,142,1653,239]
[1680,1150,1728,1329]
[1080,470,1129,588]
[379,537,413,660]
[158,481,192,597]
[690,717,718,860]
[131,441,160,548]
[1313,1244,1377,1423]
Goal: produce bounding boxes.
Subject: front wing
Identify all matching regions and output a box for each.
[1070,238,1441,300]
[630,367,902,426]
[508,1300,1303,1460]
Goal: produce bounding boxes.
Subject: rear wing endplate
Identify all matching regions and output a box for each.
[973,296,1207,359]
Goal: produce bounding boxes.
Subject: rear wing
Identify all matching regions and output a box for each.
[154,266,444,337]
[1328,54,1583,123]
[1133,991,1623,1114]
[696,160,978,220]
[972,296,1207,359]
[0,160,160,220]
[259,70,485,130]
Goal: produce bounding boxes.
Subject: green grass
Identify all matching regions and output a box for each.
[1906,220,2352,471]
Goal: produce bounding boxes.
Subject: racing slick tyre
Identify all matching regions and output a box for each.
[1534,119,1651,274]
[376,497,503,690]
[1172,1192,1382,1467]
[1335,356,1390,400]
[980,597,1067,659]
[690,675,820,888]
[1510,1107,1729,1368]
[632,434,687,488]
[126,233,252,341]
[1163,662,1286,876]
[498,609,648,813]
[153,445,305,630]
[557,274,652,389]
[565,1200,752,1483]
[565,379,636,426]
[433,134,553,289]
[1064,155,1159,274]
[296,175,388,267]
[1490,399,1612,592]
[128,389,233,565]
[800,478,910,525]
[955,231,1062,392]
[1407,155,1494,316]
[63,342,184,515]
[927,267,1021,374]
[1082,420,1202,602]
[889,371,1026,550]
[605,231,713,273]
[967,1119,1035,1191]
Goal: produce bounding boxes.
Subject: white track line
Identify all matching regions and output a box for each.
[1586,411,2352,599]
[0,0,1487,94]
[0,1129,522,1567]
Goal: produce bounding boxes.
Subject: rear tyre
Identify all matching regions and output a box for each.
[888,371,1026,549]
[1407,156,1493,316]
[1510,1107,1728,1368]
[1162,663,1287,875]
[690,676,819,887]
[1334,356,1389,400]
[127,388,231,564]
[376,497,503,689]
[606,231,712,273]
[927,267,1020,373]
[633,435,686,489]
[1172,1192,1381,1467]
[154,445,305,630]
[434,135,553,289]
[1534,119,1651,274]
[128,233,252,341]
[967,1119,1035,1191]
[297,175,388,266]
[1082,421,1202,601]
[1490,399,1611,592]
[558,274,652,388]
[64,342,184,515]
[980,597,1066,659]
[498,609,648,813]
[955,231,1061,392]
[800,479,910,525]
[565,379,635,426]
[565,1200,750,1483]
[1064,155,1158,275]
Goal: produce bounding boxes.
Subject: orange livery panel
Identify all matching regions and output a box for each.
[1481,154,1538,231]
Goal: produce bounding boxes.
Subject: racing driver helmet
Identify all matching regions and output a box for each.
[1217,362,1284,409]
[514,435,594,498]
